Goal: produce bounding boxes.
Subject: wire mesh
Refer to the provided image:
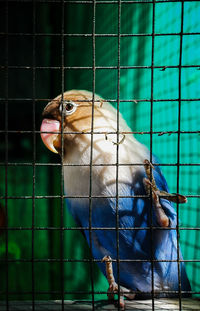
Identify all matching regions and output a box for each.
[0,1,200,311]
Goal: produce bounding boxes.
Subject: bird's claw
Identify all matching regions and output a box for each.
[107,281,118,301]
[143,159,187,227]
[102,255,125,309]
[107,282,125,310]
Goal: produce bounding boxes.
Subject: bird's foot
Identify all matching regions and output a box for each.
[107,280,118,301]
[107,283,125,310]
[143,159,187,227]
[102,256,125,310]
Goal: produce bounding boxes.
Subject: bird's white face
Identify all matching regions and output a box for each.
[40,90,100,155]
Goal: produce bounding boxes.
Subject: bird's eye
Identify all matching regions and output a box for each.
[59,100,77,116]
[66,103,74,111]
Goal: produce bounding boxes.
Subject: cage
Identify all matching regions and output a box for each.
[0,0,199,310]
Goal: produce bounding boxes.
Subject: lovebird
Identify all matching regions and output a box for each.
[40,90,191,307]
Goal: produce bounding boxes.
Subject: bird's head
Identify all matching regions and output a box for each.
[40,90,104,154]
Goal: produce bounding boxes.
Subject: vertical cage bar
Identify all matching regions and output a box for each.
[88,0,96,308]
[116,0,121,309]
[5,1,9,310]
[61,0,65,309]
[150,0,155,308]
[32,0,36,310]
[177,1,185,310]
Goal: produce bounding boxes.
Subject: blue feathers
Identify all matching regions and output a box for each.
[67,162,191,298]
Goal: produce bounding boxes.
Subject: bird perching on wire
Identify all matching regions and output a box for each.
[40,90,191,309]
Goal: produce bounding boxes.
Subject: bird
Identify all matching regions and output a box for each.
[40,90,191,308]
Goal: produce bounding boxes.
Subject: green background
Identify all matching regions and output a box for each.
[0,1,199,301]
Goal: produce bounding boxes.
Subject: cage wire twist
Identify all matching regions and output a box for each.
[0,0,200,311]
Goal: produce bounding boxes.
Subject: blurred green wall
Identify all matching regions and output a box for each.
[0,1,199,301]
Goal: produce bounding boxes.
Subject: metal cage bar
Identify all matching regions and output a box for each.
[60,1,65,310]
[115,0,121,308]
[31,1,36,310]
[149,0,156,309]
[88,0,96,309]
[4,1,9,310]
[176,1,184,309]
